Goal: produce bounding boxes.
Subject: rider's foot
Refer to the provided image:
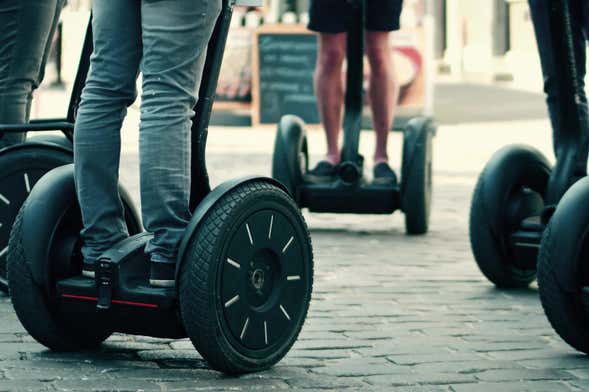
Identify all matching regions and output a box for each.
[373,161,398,185]
[307,160,337,180]
[150,262,176,288]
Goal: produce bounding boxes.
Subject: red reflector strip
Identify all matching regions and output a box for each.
[61,294,158,309]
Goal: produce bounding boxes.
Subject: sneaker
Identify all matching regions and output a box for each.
[373,162,398,185]
[82,263,95,279]
[307,160,336,181]
[150,262,176,288]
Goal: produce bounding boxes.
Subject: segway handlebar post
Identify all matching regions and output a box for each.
[340,0,365,166]
[544,0,584,206]
[189,0,238,209]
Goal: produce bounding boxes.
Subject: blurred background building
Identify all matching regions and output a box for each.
[264,0,543,91]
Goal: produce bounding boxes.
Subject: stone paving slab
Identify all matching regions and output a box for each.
[2,110,589,390]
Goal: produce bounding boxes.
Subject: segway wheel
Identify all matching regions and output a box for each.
[180,180,313,374]
[402,118,434,235]
[0,144,72,293]
[470,145,550,288]
[7,165,141,351]
[272,115,308,198]
[538,178,589,354]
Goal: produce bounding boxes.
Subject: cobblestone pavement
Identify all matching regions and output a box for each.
[2,108,589,391]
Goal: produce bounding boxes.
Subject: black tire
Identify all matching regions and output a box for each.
[7,207,110,350]
[6,165,141,351]
[538,178,589,354]
[402,118,434,235]
[469,145,551,288]
[272,115,308,198]
[180,180,313,374]
[0,145,72,293]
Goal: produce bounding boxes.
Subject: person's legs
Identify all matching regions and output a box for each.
[307,0,350,175]
[314,33,347,166]
[365,0,402,183]
[74,0,142,275]
[0,0,64,147]
[139,0,221,286]
[529,0,589,177]
[365,31,398,164]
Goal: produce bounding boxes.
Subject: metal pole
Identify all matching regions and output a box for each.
[544,0,583,206]
[340,0,365,165]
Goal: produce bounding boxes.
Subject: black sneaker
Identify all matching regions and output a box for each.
[373,162,398,185]
[82,263,95,279]
[307,160,336,181]
[150,262,176,288]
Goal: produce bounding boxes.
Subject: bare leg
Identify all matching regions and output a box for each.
[366,31,399,164]
[314,33,347,165]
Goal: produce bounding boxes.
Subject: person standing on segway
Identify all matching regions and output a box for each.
[529,0,589,180]
[307,0,403,184]
[0,0,65,148]
[74,0,221,287]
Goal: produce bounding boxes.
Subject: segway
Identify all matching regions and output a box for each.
[272,0,435,234]
[469,0,584,288]
[7,0,313,375]
[0,19,95,293]
[536,0,589,355]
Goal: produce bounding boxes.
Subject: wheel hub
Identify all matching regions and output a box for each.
[220,209,308,351]
[246,249,279,307]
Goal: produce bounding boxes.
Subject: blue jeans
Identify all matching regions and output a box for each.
[529,0,589,176]
[74,0,221,265]
[0,0,64,147]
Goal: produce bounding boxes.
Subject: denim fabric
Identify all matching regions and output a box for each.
[74,0,221,265]
[0,0,64,147]
[529,0,589,176]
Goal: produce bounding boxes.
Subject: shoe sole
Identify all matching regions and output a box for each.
[149,279,175,288]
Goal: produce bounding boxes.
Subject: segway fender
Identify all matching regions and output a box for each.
[477,145,551,233]
[175,176,289,282]
[1,138,72,156]
[544,178,589,292]
[19,164,142,290]
[272,115,306,197]
[20,165,77,289]
[26,134,73,151]
[401,117,434,193]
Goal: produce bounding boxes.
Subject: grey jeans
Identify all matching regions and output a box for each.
[74,0,221,265]
[0,0,64,147]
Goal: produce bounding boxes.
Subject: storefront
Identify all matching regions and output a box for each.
[438,0,543,90]
[216,0,435,125]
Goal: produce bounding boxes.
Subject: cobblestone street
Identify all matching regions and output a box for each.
[2,101,589,391]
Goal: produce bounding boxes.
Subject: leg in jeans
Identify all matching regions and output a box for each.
[529,0,589,177]
[0,0,64,147]
[139,0,221,283]
[314,33,347,165]
[74,0,141,269]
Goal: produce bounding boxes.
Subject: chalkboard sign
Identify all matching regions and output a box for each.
[252,25,320,125]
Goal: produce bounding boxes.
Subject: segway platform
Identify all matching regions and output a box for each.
[299,179,400,214]
[271,0,435,234]
[57,233,185,339]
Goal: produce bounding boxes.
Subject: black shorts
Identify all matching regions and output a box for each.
[308,0,403,33]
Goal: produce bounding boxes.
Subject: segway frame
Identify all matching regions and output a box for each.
[469,0,585,287]
[502,0,584,264]
[273,0,435,226]
[8,0,313,375]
